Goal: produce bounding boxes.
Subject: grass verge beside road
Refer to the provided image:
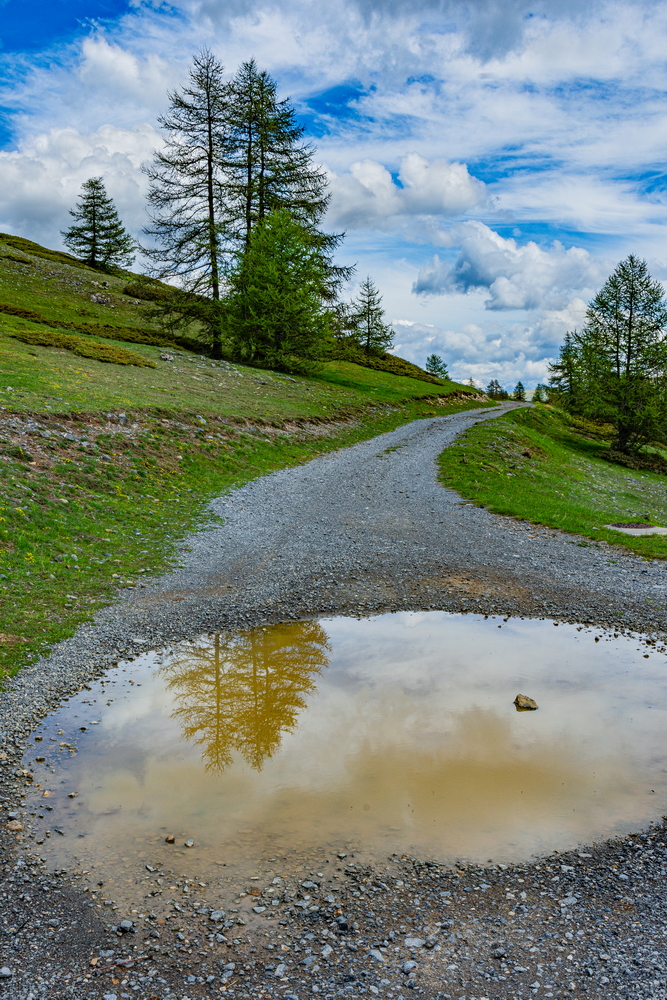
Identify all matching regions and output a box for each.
[438,404,667,559]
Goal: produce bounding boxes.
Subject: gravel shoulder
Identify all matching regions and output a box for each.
[0,403,666,999]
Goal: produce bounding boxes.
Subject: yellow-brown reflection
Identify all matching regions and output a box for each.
[158,622,330,771]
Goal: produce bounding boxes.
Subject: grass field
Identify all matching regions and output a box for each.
[438,404,667,559]
[0,230,485,680]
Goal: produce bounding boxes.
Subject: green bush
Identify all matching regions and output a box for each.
[0,303,45,323]
[0,301,204,354]
[10,329,156,367]
[123,280,174,302]
[327,338,444,385]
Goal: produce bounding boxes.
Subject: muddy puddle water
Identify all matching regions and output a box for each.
[21,613,667,898]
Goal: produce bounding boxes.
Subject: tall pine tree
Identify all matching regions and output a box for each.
[143,49,228,356]
[62,177,135,269]
[222,60,330,248]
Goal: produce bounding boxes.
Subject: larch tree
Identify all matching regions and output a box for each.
[61,177,135,269]
[222,59,331,248]
[225,209,342,368]
[143,49,228,357]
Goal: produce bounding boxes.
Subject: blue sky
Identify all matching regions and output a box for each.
[0,0,131,53]
[1,0,667,386]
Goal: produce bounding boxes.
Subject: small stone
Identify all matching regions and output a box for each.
[253,906,266,913]
[5,820,22,832]
[210,910,226,922]
[402,960,418,973]
[118,920,134,933]
[184,839,194,848]
[0,967,11,978]
[160,354,174,362]
[514,693,538,711]
[369,949,385,962]
[404,937,426,949]
[165,834,175,844]
[274,963,286,978]
[321,944,332,959]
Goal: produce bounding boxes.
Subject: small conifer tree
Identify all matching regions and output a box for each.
[532,383,547,403]
[62,177,135,269]
[349,277,394,355]
[513,380,526,401]
[425,354,449,378]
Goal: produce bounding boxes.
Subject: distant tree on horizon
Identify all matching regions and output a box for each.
[61,177,135,270]
[532,383,548,403]
[513,380,526,401]
[486,379,506,399]
[425,353,449,378]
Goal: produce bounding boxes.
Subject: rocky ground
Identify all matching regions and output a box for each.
[0,405,666,999]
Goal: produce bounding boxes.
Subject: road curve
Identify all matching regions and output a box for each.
[5,401,666,743]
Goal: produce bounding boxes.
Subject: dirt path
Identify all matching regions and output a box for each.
[0,404,666,999]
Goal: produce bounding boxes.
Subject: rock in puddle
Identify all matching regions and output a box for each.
[514,693,538,710]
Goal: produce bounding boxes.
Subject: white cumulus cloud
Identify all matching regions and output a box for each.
[413,221,609,310]
[0,124,159,246]
[326,153,486,230]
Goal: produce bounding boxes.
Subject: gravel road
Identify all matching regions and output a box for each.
[0,403,666,999]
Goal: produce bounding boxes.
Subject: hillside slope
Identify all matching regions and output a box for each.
[0,230,472,416]
[0,232,487,679]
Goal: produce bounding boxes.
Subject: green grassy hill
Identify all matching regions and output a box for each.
[0,230,472,417]
[0,232,484,679]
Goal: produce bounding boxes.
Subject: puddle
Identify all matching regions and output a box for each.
[21,613,667,895]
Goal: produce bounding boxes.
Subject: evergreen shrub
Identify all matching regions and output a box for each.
[9,330,156,367]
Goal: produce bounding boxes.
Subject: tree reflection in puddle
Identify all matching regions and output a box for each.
[20,612,667,882]
[159,623,330,771]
